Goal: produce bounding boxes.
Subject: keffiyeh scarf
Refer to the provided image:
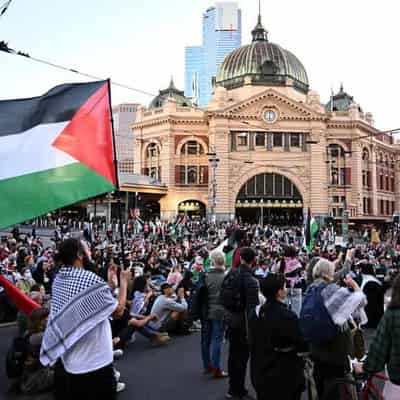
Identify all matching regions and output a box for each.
[40,267,117,366]
[320,282,367,326]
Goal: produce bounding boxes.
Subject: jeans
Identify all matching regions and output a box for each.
[227,326,249,397]
[201,319,224,370]
[285,288,302,317]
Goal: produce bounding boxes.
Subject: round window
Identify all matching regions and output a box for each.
[263,109,277,123]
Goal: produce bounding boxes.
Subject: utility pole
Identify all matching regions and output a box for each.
[207,145,219,223]
[342,149,352,244]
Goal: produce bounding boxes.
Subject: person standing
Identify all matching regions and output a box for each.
[221,247,259,399]
[40,238,129,400]
[201,250,227,378]
[250,274,306,400]
[355,274,400,399]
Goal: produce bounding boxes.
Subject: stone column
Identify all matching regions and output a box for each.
[209,117,232,221]
[309,129,328,218]
[370,146,378,215]
[350,143,363,216]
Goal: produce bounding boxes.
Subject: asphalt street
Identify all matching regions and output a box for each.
[0,325,249,400]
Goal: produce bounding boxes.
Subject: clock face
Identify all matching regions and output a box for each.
[263,109,277,123]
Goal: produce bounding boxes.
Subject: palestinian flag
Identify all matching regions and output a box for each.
[0,80,116,229]
[304,208,318,253]
[0,275,40,315]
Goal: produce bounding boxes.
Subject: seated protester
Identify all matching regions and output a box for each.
[20,307,54,395]
[32,258,54,293]
[360,263,384,329]
[16,266,36,294]
[150,283,189,335]
[302,258,367,400]
[128,276,170,346]
[17,288,44,336]
[250,274,306,400]
[131,276,155,316]
[167,265,183,290]
[111,307,167,349]
[254,259,269,280]
[191,256,205,284]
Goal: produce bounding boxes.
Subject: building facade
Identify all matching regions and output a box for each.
[132,15,400,227]
[184,2,241,106]
[113,103,139,175]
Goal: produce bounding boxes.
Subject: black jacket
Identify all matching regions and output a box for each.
[225,264,259,329]
[249,300,306,399]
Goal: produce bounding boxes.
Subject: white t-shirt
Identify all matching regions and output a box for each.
[62,319,113,374]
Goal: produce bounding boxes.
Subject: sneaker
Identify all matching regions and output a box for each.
[203,366,213,375]
[213,369,228,379]
[114,369,121,382]
[130,332,137,343]
[193,320,202,329]
[113,349,124,360]
[151,334,171,346]
[116,382,126,393]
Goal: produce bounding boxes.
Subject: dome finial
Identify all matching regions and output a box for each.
[252,0,268,42]
[169,75,176,90]
[339,82,344,93]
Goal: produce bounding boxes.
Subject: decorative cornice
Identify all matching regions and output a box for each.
[132,116,207,129]
[215,88,325,118]
[209,89,327,122]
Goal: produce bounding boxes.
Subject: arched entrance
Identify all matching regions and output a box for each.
[142,200,160,221]
[236,173,303,226]
[178,200,206,219]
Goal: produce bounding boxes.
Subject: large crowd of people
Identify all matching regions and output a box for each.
[1,218,400,399]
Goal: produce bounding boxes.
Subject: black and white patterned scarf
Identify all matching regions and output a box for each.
[40,267,117,367]
[320,281,367,326]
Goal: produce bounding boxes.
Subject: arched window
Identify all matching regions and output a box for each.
[143,142,161,181]
[327,144,347,185]
[181,140,204,156]
[362,148,371,188]
[176,139,208,186]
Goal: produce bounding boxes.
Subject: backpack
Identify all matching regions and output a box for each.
[300,283,339,345]
[219,268,245,313]
[189,272,208,321]
[5,335,30,379]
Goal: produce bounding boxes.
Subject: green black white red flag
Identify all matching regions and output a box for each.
[0,80,116,229]
[304,208,318,253]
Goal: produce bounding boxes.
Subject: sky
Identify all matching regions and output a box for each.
[1,0,400,131]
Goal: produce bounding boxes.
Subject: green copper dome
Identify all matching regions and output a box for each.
[325,84,362,112]
[149,77,192,109]
[216,16,309,93]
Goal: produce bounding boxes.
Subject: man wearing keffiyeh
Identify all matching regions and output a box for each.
[40,238,129,400]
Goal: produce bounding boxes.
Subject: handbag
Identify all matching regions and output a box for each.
[349,319,365,360]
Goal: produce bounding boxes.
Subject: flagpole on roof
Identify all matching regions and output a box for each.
[107,79,127,269]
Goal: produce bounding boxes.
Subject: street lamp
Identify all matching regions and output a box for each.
[207,145,219,223]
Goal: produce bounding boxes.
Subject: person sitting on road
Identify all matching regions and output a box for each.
[150,283,189,335]
[20,307,54,395]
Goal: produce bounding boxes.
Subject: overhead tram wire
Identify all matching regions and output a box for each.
[0,0,12,18]
[0,41,156,98]
[1,42,399,142]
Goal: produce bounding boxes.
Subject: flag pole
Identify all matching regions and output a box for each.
[107,79,127,269]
